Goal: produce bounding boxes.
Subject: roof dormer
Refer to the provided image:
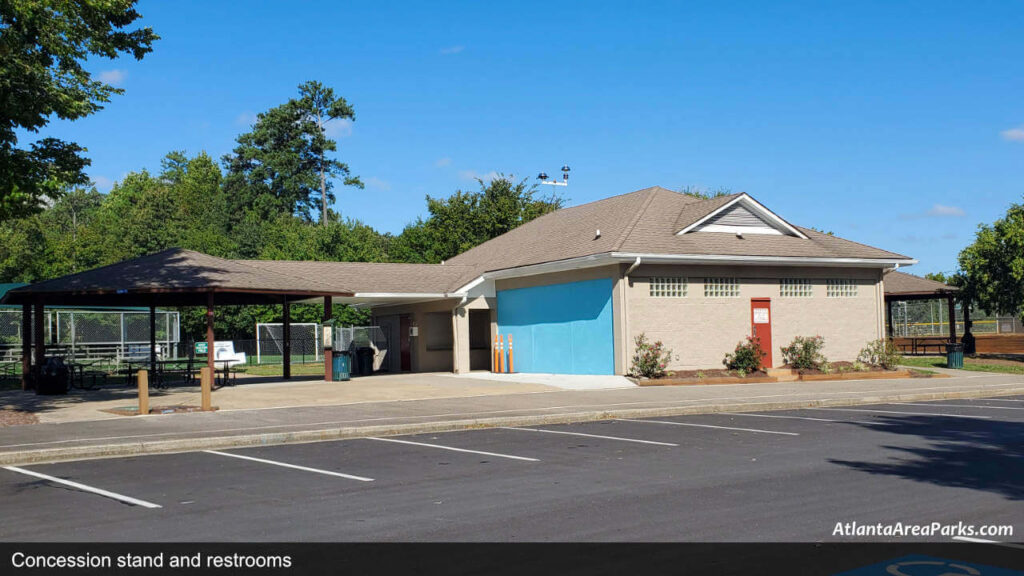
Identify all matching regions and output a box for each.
[676,193,808,238]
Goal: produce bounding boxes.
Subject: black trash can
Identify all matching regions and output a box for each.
[945,342,964,369]
[36,357,69,395]
[356,347,374,376]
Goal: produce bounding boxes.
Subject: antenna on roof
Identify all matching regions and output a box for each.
[537,165,570,187]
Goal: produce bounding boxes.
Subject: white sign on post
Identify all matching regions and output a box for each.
[753,308,770,324]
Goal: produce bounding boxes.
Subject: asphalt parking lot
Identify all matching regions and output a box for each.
[2,396,1022,542]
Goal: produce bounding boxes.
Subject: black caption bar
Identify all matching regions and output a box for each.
[0,543,1022,575]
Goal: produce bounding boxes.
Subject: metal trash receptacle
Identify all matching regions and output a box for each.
[356,347,374,376]
[332,352,351,381]
[945,342,964,369]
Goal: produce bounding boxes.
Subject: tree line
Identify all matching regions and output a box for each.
[0,1,563,341]
[3,1,1020,343]
[0,146,562,340]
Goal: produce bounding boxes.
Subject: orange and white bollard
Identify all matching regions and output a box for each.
[493,335,499,373]
[507,334,514,373]
[498,335,505,373]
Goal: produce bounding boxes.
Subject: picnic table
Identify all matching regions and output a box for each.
[896,336,951,355]
[119,358,234,389]
[66,358,108,390]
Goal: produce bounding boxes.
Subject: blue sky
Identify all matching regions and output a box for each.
[34,0,1024,275]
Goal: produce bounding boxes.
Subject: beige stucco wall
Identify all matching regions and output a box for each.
[372,298,460,373]
[372,296,495,373]
[494,264,626,375]
[626,264,885,370]
[370,263,886,375]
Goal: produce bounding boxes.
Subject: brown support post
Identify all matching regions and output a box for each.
[200,366,212,411]
[886,299,894,340]
[947,294,957,343]
[137,369,149,416]
[282,297,291,380]
[206,292,215,378]
[33,299,45,370]
[323,296,333,382]
[20,303,31,390]
[149,304,158,376]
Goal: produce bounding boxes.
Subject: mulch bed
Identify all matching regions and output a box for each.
[785,361,892,375]
[637,370,774,386]
[0,409,39,427]
[666,369,768,379]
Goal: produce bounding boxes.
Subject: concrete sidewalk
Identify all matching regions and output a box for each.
[1,369,1022,466]
[0,372,559,424]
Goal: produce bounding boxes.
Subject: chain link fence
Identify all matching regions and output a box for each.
[0,308,180,364]
[888,300,1023,337]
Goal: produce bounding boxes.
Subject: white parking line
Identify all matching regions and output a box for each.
[895,402,1024,411]
[952,535,1000,544]
[951,535,1024,550]
[2,466,162,508]
[721,412,841,423]
[364,437,539,462]
[501,427,679,446]
[204,450,374,482]
[814,408,991,420]
[967,398,1024,403]
[620,419,799,436]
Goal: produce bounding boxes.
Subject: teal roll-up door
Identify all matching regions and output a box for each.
[496,278,614,375]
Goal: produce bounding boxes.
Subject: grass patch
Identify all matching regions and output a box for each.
[900,356,1024,375]
[235,362,324,377]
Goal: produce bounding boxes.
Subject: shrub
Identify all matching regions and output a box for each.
[723,336,766,374]
[780,335,827,370]
[631,333,672,378]
[858,339,903,370]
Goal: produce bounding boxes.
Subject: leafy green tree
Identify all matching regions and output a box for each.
[0,0,157,220]
[222,81,362,224]
[679,185,732,199]
[85,152,231,262]
[294,81,363,224]
[41,187,104,275]
[391,176,563,263]
[0,212,45,281]
[958,201,1024,318]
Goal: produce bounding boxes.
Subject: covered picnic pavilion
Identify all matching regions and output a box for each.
[883,270,959,354]
[0,248,355,390]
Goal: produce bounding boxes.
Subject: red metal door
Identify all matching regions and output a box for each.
[750,298,772,369]
[399,315,412,371]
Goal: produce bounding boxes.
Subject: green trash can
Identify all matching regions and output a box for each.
[332,352,351,381]
[945,342,964,369]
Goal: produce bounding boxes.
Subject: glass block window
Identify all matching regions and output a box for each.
[827,279,858,298]
[780,278,813,298]
[650,277,687,298]
[704,278,740,298]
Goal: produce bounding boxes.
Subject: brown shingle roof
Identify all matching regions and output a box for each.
[447,186,911,272]
[244,260,476,294]
[444,186,675,270]
[3,186,916,303]
[883,270,955,296]
[4,248,350,298]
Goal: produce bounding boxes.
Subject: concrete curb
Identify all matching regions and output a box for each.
[2,386,1023,466]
